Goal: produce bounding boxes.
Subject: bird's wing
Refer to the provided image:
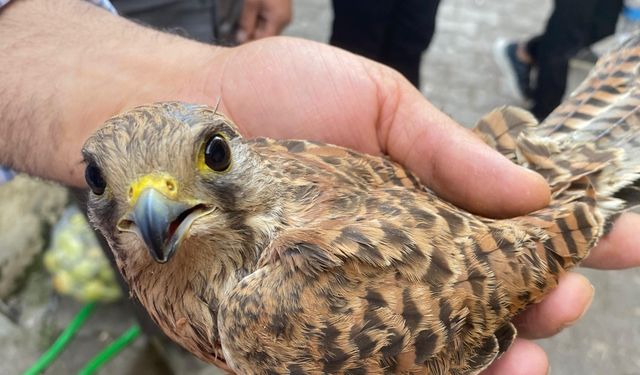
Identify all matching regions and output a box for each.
[216,166,603,374]
[250,137,424,190]
[218,258,517,375]
[217,186,528,374]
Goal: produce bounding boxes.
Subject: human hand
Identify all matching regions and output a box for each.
[236,0,292,43]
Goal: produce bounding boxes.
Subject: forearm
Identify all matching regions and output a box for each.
[0,0,226,186]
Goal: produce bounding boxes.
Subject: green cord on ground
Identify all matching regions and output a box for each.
[77,325,141,375]
[22,302,96,375]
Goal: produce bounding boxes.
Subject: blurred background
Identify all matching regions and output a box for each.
[1,0,638,374]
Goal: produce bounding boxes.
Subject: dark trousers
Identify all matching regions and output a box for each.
[111,0,226,44]
[330,0,441,87]
[526,0,622,119]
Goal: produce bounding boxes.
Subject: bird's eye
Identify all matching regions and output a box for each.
[85,162,106,195]
[204,134,231,172]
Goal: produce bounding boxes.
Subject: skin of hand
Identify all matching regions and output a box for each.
[1,0,639,373]
[236,0,292,43]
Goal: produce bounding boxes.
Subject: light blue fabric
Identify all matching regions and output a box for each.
[0,0,116,185]
[0,0,116,13]
[0,167,15,185]
[624,5,640,22]
[91,0,117,14]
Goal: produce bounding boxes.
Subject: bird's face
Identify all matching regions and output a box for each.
[83,102,271,268]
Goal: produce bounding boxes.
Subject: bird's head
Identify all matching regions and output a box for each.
[83,102,276,267]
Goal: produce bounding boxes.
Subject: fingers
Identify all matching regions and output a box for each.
[254,0,292,39]
[382,85,550,218]
[482,339,549,375]
[237,0,292,43]
[487,273,593,374]
[582,212,640,269]
[513,272,594,339]
[237,0,259,43]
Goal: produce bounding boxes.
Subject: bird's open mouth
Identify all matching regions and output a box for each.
[117,188,212,263]
[162,203,210,257]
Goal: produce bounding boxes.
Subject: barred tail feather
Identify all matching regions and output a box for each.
[472,106,538,162]
[475,34,640,219]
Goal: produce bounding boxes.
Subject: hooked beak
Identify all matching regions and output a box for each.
[118,175,210,263]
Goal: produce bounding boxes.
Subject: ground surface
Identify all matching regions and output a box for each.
[1,0,638,374]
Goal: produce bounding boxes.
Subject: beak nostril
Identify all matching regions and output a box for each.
[166,180,176,192]
[128,187,134,199]
[118,219,135,232]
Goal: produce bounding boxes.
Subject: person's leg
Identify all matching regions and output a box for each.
[588,0,623,44]
[531,0,599,119]
[524,36,542,63]
[493,36,535,100]
[330,0,395,62]
[112,0,217,43]
[380,0,441,87]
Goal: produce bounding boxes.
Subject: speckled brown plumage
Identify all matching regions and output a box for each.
[83,36,640,374]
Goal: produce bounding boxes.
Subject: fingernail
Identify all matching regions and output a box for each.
[517,165,551,203]
[516,165,548,185]
[564,283,595,327]
[517,164,541,176]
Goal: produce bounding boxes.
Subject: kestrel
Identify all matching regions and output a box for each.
[83,37,640,374]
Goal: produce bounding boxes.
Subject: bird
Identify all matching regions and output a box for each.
[82,36,640,374]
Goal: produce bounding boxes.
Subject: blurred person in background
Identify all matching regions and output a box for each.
[494,0,623,120]
[330,0,441,88]
[111,0,291,44]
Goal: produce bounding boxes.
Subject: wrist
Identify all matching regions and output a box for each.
[64,38,229,187]
[0,0,229,186]
[62,24,229,187]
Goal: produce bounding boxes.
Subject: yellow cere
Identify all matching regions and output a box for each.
[128,173,179,205]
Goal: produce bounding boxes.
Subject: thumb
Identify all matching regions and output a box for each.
[380,80,550,218]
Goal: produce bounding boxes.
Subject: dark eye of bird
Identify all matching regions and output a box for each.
[204,134,231,172]
[85,162,106,195]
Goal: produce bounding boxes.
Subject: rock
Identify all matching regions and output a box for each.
[0,175,68,298]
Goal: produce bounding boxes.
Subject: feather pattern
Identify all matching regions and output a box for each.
[83,34,640,374]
